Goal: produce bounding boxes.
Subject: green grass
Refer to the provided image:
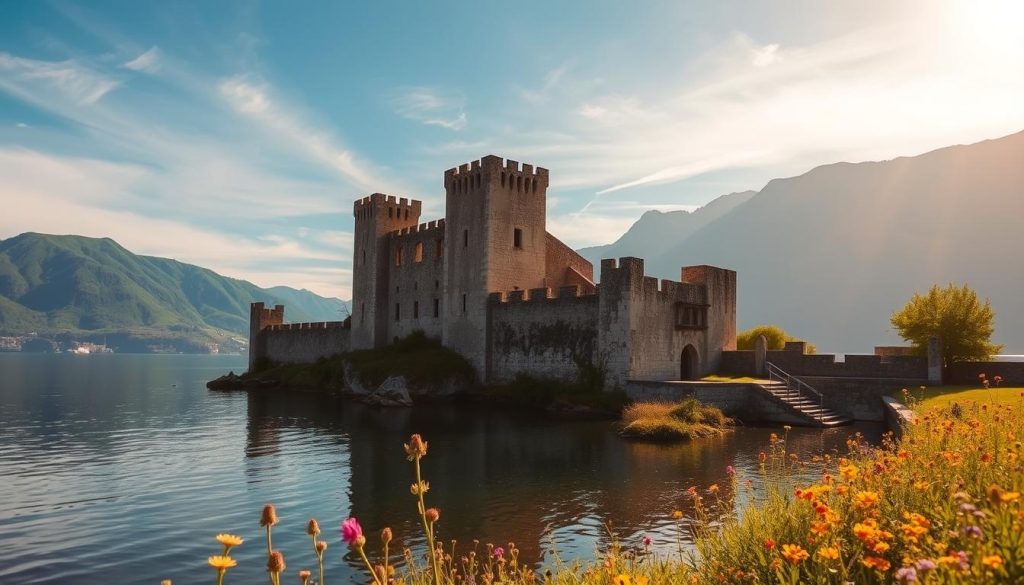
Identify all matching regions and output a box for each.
[702,374,764,383]
[894,384,1024,409]
[482,372,628,413]
[619,398,731,440]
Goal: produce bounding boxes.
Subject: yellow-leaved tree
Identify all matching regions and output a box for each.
[890,283,1002,365]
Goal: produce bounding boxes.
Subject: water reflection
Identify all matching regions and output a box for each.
[0,354,884,584]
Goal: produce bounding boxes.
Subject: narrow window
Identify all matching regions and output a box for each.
[513,228,523,248]
[414,241,424,263]
[362,250,366,265]
[404,208,409,220]
[413,301,419,319]
[395,246,403,266]
[463,229,468,248]
[395,303,401,321]
[388,207,393,218]
[360,303,365,322]
[461,293,467,313]
[433,298,439,317]
[435,238,443,259]
[435,279,440,289]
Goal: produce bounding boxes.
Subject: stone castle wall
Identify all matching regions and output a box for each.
[386,221,446,342]
[486,286,599,383]
[946,361,1024,385]
[262,322,350,364]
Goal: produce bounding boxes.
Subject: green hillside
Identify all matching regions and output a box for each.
[0,233,348,351]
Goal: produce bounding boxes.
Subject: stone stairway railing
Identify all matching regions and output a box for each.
[762,362,852,427]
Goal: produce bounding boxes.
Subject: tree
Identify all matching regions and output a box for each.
[890,283,1002,365]
[736,324,816,353]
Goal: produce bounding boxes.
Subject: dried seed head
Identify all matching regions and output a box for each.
[266,550,286,573]
[381,527,393,544]
[315,540,328,553]
[425,507,441,523]
[260,504,278,527]
[307,519,320,536]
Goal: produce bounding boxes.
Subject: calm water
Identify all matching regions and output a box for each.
[0,354,884,584]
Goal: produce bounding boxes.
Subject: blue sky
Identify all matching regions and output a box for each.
[2,1,1023,299]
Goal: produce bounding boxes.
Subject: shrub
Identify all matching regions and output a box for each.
[620,398,731,441]
[736,324,816,353]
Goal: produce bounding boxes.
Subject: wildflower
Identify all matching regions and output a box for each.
[708,484,720,494]
[780,544,809,564]
[759,451,767,463]
[895,566,918,583]
[306,519,320,536]
[425,507,441,523]
[763,538,776,550]
[1001,491,1021,504]
[872,541,891,554]
[982,555,1003,569]
[493,546,504,559]
[209,556,237,570]
[215,533,243,550]
[854,490,881,509]
[962,525,982,538]
[810,521,829,536]
[839,463,859,481]
[260,504,279,527]
[915,559,937,572]
[643,535,652,547]
[381,527,393,544]
[299,569,311,585]
[861,556,891,571]
[817,546,840,561]
[410,481,430,495]
[612,576,632,585]
[671,510,684,520]
[315,540,327,553]
[726,465,735,476]
[267,550,286,573]
[769,559,782,570]
[404,433,428,460]
[341,517,364,547]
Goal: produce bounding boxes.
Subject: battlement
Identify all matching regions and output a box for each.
[444,154,550,194]
[488,284,598,304]
[353,192,423,218]
[251,302,285,329]
[265,321,349,332]
[387,218,446,238]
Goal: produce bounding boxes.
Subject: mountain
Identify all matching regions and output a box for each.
[577,190,757,269]
[0,233,347,351]
[584,130,1024,352]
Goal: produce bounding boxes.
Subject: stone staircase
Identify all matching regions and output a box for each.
[757,364,853,427]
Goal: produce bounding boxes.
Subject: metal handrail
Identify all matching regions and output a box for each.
[766,362,824,424]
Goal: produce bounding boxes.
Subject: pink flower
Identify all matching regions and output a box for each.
[341,517,363,546]
[643,536,652,547]
[726,465,735,476]
[493,546,504,559]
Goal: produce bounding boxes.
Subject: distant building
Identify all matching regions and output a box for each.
[250,155,737,387]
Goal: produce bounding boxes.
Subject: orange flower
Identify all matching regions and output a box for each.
[810,521,830,536]
[763,538,776,550]
[872,541,891,554]
[209,556,237,570]
[708,484,720,494]
[982,555,1003,569]
[781,544,809,565]
[861,556,891,572]
[817,547,840,561]
[854,490,881,509]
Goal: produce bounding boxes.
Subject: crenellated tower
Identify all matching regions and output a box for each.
[351,193,422,349]
[442,155,550,371]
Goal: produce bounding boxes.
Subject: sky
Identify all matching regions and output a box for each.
[2,0,1023,300]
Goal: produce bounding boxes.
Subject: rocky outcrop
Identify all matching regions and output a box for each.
[362,376,414,407]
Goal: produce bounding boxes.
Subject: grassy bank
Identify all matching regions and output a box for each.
[619,398,731,440]
[895,384,1024,409]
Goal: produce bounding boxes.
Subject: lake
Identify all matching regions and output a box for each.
[0,354,884,584]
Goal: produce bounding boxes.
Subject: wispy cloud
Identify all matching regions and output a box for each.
[391,86,467,131]
[518,62,573,104]
[122,46,161,73]
[0,52,119,105]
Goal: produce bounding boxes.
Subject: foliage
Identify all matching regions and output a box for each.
[619,398,731,440]
[736,324,816,353]
[891,283,1003,365]
[344,330,476,388]
[482,356,627,413]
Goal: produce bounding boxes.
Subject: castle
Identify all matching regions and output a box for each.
[249,155,737,388]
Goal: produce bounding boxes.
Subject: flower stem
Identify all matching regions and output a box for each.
[358,547,383,585]
[415,456,442,585]
[216,568,225,585]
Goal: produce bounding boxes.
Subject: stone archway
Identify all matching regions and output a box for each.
[680,344,700,381]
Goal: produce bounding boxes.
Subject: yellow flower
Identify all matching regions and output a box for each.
[708,484,720,494]
[1000,491,1021,504]
[872,541,891,554]
[781,544,810,564]
[208,556,237,570]
[817,547,840,561]
[671,510,684,520]
[854,490,881,509]
[982,555,1004,569]
[215,534,243,548]
[810,521,830,536]
[839,463,859,481]
[612,575,631,585]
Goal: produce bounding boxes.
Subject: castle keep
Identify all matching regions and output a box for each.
[249,155,738,388]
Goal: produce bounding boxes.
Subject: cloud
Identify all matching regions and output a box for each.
[518,62,573,104]
[751,43,780,67]
[15,122,28,128]
[123,46,161,73]
[219,75,269,113]
[391,86,467,131]
[0,52,118,105]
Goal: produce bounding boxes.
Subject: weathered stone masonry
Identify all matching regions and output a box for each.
[248,155,738,389]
